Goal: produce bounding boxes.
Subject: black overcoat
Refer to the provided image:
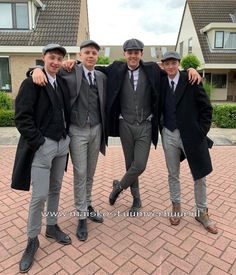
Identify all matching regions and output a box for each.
[11,73,71,191]
[96,60,163,147]
[160,71,213,180]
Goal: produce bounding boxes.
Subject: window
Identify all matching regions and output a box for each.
[188,38,193,53]
[179,42,184,57]
[150,47,157,58]
[215,31,224,48]
[212,74,227,88]
[0,2,29,29]
[36,59,44,66]
[0,58,11,92]
[215,31,236,49]
[104,47,110,57]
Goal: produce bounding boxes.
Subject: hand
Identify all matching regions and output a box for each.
[187,68,202,85]
[62,59,76,72]
[32,68,47,86]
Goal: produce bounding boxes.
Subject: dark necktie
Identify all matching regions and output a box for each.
[88,72,93,86]
[170,80,175,94]
[129,70,134,90]
[53,81,57,91]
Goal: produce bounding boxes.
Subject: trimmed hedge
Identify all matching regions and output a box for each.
[212,104,236,128]
[0,91,13,110]
[0,110,15,127]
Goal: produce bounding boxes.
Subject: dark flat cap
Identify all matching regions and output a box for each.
[161,51,181,62]
[123,38,144,51]
[80,40,100,51]
[42,44,66,56]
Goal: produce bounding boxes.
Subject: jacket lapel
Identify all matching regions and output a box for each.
[175,72,188,106]
[95,72,103,106]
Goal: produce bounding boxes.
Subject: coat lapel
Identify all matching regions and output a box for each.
[175,72,188,106]
[95,72,103,106]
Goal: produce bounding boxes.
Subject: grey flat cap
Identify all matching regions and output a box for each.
[123,38,144,51]
[42,44,66,56]
[161,51,181,62]
[80,40,100,51]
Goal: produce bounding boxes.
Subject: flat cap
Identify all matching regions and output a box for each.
[80,40,100,51]
[123,38,144,51]
[42,43,66,56]
[161,51,181,62]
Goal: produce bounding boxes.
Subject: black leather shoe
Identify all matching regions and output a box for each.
[88,205,104,223]
[129,198,142,217]
[19,236,39,273]
[76,219,88,241]
[46,224,71,245]
[109,180,123,205]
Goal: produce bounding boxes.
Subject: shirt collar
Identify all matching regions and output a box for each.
[168,71,180,87]
[82,65,95,77]
[45,70,56,86]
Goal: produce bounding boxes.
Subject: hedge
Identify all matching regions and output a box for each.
[0,104,235,128]
[0,110,15,126]
[212,104,236,128]
[0,91,13,110]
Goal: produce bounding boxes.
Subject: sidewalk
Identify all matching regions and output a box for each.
[0,127,236,146]
[0,128,236,274]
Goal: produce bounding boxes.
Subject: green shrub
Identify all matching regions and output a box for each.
[0,91,13,110]
[180,54,201,70]
[0,109,15,126]
[202,81,215,99]
[97,56,110,64]
[212,104,236,128]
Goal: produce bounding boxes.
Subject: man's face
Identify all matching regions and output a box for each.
[124,50,143,70]
[162,59,180,78]
[79,46,99,70]
[43,51,64,76]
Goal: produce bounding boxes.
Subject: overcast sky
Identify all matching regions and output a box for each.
[87,0,186,46]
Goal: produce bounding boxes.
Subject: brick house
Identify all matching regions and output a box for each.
[176,0,236,101]
[0,0,89,98]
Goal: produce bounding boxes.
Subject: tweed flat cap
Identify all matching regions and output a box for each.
[123,38,144,51]
[80,40,100,51]
[161,51,181,62]
[42,44,66,56]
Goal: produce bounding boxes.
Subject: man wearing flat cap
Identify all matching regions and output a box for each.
[160,51,218,234]
[95,39,201,216]
[12,44,72,273]
[27,40,107,242]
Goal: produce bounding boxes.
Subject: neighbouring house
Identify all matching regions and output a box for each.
[0,0,89,98]
[176,0,236,101]
[99,45,175,63]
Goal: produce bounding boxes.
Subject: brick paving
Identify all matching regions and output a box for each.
[0,145,236,275]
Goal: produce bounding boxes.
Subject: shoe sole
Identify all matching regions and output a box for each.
[45,233,72,245]
[88,217,104,223]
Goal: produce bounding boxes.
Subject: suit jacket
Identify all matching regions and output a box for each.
[11,73,71,191]
[160,71,213,180]
[59,64,107,155]
[96,60,163,147]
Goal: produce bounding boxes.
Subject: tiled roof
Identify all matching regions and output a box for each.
[0,0,81,46]
[187,0,236,63]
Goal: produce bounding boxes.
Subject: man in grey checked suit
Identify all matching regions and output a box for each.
[31,40,107,241]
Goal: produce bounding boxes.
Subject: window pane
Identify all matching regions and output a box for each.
[104,47,110,57]
[212,74,227,88]
[16,3,29,29]
[215,32,224,48]
[224,32,236,49]
[179,42,184,57]
[0,4,12,28]
[0,58,11,91]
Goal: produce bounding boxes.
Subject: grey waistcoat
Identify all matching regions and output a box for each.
[120,67,152,124]
[70,77,101,127]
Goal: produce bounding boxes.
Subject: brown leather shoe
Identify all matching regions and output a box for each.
[169,202,181,226]
[195,208,218,234]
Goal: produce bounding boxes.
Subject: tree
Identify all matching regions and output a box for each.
[180,54,201,70]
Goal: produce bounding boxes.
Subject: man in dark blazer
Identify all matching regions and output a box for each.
[12,44,72,273]
[160,51,218,234]
[96,39,201,216]
[30,40,107,242]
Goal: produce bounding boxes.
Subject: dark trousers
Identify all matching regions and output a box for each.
[119,119,152,198]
